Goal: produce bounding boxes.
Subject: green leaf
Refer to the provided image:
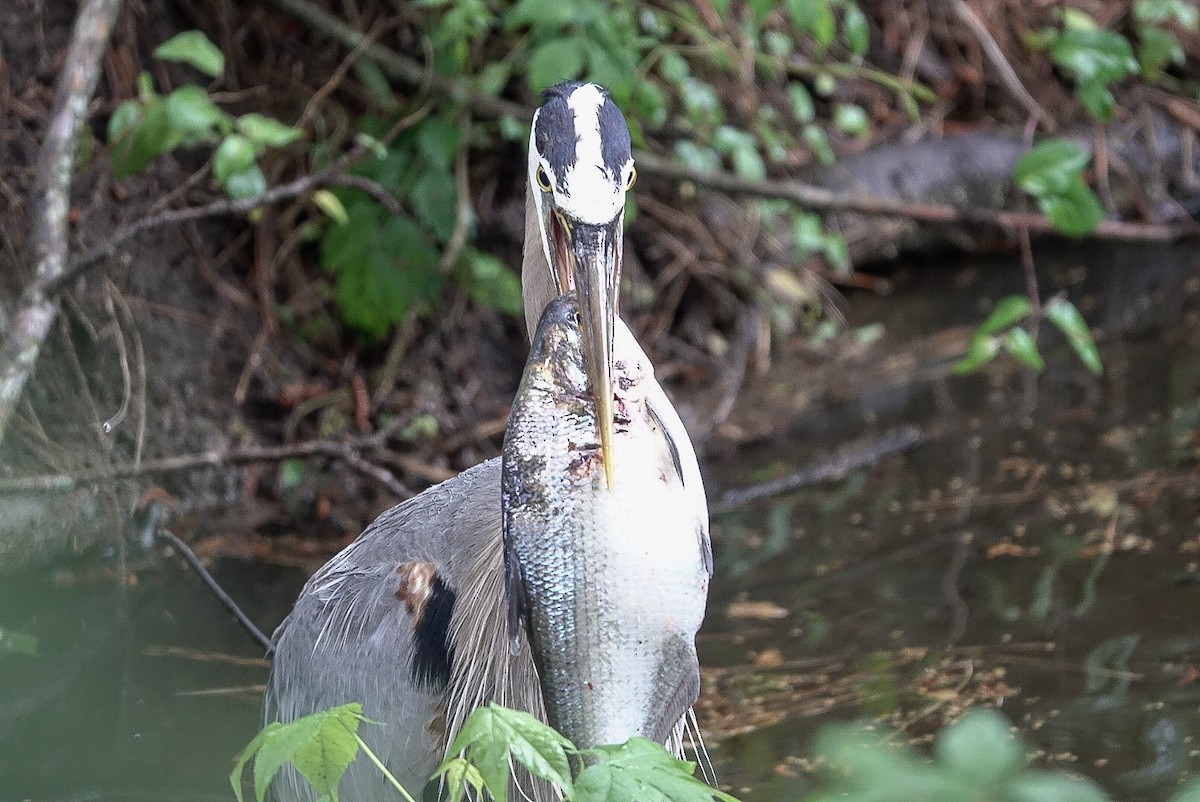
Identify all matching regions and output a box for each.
[110,98,172,178]
[1004,770,1112,802]
[107,99,142,142]
[165,86,227,139]
[747,0,775,23]
[504,0,575,31]
[1044,297,1102,374]
[237,113,303,148]
[214,134,257,183]
[439,704,573,802]
[232,704,364,802]
[954,335,1000,375]
[458,251,523,316]
[659,51,690,85]
[313,189,349,226]
[673,141,720,174]
[1050,27,1138,85]
[416,117,461,172]
[833,104,869,136]
[221,164,267,201]
[935,708,1025,786]
[788,82,815,123]
[730,144,766,181]
[441,756,485,802]
[575,738,740,802]
[679,78,723,127]
[788,0,836,50]
[792,212,825,257]
[1006,328,1048,371]
[526,39,585,91]
[802,124,835,165]
[1135,0,1200,27]
[1013,139,1090,197]
[353,58,399,111]
[290,705,364,799]
[1039,179,1104,236]
[977,295,1033,336]
[321,202,444,338]
[842,5,870,57]
[1077,80,1116,121]
[822,232,849,272]
[412,167,459,242]
[476,61,512,97]
[1137,26,1183,77]
[154,30,225,78]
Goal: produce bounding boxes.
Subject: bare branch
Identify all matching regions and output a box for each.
[0,429,414,499]
[0,0,124,447]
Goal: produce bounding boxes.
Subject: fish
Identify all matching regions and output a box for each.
[501,294,711,750]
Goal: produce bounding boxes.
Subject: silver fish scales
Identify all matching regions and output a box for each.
[501,294,711,750]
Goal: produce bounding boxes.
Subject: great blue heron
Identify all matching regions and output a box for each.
[265,81,711,801]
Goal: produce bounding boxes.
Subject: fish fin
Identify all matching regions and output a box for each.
[650,403,713,578]
[503,530,528,655]
[651,406,685,482]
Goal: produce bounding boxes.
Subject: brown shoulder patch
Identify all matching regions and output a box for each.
[394,560,438,627]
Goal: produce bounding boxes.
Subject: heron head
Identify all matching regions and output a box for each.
[528,82,635,487]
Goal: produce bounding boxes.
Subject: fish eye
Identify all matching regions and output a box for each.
[626,167,637,190]
[536,165,553,192]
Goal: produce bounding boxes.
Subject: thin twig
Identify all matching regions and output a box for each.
[156,527,274,653]
[0,0,124,447]
[711,426,927,514]
[0,425,412,496]
[438,113,473,275]
[951,0,1050,131]
[634,151,1194,242]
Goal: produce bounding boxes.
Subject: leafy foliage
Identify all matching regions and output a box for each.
[232,703,373,802]
[955,292,1100,377]
[239,702,734,802]
[107,30,302,198]
[240,702,1200,802]
[1013,140,1104,237]
[807,708,1110,802]
[434,703,736,802]
[1031,5,1198,119]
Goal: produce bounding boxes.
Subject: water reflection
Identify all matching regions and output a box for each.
[0,245,1197,801]
[700,245,1200,801]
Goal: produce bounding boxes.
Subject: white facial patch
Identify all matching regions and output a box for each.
[557,84,630,225]
[528,108,555,272]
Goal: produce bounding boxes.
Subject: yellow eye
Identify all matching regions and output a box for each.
[536,165,552,192]
[626,167,637,190]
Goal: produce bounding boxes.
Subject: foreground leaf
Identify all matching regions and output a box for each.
[232,703,364,802]
[935,708,1025,787]
[439,703,574,802]
[575,738,739,802]
[1005,770,1111,802]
